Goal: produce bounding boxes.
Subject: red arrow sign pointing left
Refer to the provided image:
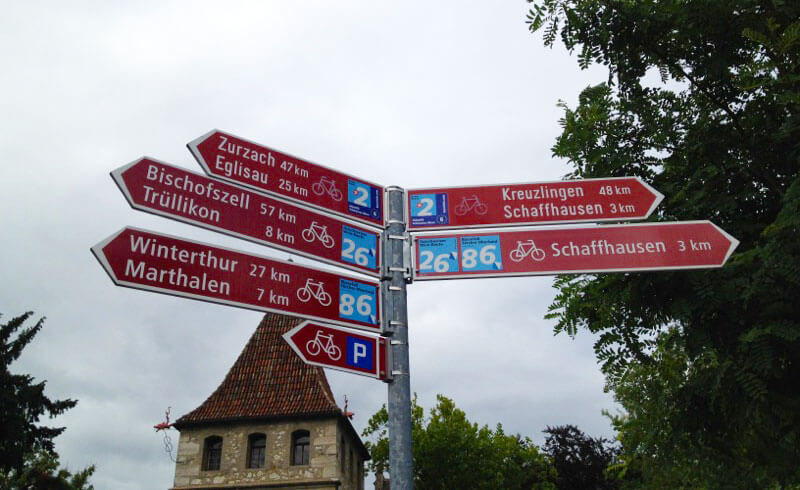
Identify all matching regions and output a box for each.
[188,129,385,227]
[112,158,382,277]
[283,320,390,380]
[92,227,382,331]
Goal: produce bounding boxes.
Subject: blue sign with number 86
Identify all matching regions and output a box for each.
[339,279,377,324]
[460,235,503,272]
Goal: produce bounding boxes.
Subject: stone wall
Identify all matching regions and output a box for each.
[172,418,363,490]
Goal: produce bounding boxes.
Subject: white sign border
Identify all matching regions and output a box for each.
[283,320,388,380]
[112,157,383,278]
[405,176,664,231]
[91,226,384,333]
[411,220,739,281]
[187,129,387,230]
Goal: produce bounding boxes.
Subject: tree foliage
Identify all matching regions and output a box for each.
[542,425,620,490]
[605,327,735,488]
[0,312,94,488]
[362,395,556,489]
[0,450,95,490]
[527,0,800,486]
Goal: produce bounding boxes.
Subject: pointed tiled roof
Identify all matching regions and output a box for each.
[174,314,342,428]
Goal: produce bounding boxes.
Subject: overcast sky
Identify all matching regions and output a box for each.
[1,2,615,488]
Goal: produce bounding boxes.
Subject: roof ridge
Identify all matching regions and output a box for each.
[317,366,338,407]
[174,314,341,428]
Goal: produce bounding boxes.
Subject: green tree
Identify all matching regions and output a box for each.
[527,0,800,486]
[0,312,95,488]
[542,425,620,490]
[0,450,95,490]
[604,327,720,488]
[362,395,556,490]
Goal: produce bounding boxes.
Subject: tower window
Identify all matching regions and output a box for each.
[202,436,222,471]
[291,430,310,465]
[247,433,266,469]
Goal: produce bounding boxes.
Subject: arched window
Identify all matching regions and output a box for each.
[291,430,310,465]
[202,436,222,471]
[247,433,266,469]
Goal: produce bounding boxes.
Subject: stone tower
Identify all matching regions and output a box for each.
[170,313,369,490]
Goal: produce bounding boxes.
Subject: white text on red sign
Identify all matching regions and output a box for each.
[92,227,381,331]
[188,130,385,227]
[407,177,663,231]
[413,221,738,280]
[113,158,380,276]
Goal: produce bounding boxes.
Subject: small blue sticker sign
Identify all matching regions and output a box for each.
[348,179,382,220]
[339,279,378,325]
[347,336,375,370]
[460,235,503,272]
[410,193,449,226]
[417,237,459,274]
[341,226,377,270]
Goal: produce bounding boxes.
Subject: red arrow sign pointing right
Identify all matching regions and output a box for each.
[413,221,739,280]
[407,177,663,231]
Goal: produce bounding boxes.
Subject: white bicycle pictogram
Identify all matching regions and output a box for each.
[509,240,546,262]
[306,331,341,360]
[311,176,343,201]
[454,195,488,216]
[301,221,335,249]
[296,279,333,306]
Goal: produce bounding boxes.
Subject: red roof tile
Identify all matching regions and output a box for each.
[174,314,341,428]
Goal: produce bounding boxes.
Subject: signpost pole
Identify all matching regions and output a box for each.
[384,186,413,489]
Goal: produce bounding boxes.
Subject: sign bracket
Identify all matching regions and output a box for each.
[382,232,412,281]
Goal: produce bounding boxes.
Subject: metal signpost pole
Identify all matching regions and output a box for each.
[383,186,413,489]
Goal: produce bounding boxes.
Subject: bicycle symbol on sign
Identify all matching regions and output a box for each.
[312,176,344,201]
[509,240,546,262]
[296,279,333,306]
[305,330,341,360]
[454,195,488,216]
[301,222,335,248]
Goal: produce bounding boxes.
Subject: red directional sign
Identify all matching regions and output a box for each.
[112,158,381,277]
[92,227,381,331]
[413,221,738,280]
[188,130,384,227]
[283,320,390,380]
[407,177,663,231]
